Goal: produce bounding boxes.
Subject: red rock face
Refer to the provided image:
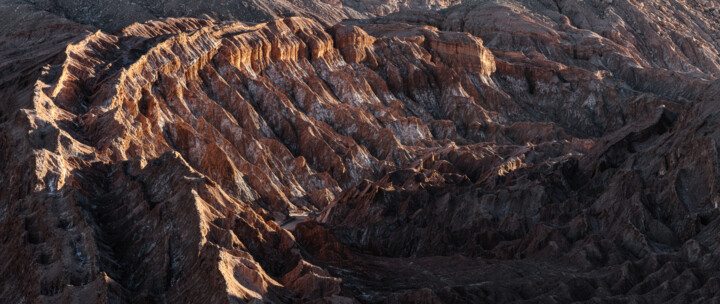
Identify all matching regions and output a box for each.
[2,0,720,303]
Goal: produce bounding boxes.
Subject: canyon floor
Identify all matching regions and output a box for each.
[3,0,720,303]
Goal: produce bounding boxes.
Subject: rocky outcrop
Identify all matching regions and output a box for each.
[0,12,526,303]
[4,0,720,303]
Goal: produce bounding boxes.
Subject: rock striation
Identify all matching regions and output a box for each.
[3,0,720,303]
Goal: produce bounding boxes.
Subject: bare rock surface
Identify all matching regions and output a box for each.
[2,0,720,303]
[8,0,463,32]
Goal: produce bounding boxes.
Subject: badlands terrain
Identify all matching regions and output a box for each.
[2,0,720,303]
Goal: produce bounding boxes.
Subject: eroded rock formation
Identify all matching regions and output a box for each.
[3,0,720,303]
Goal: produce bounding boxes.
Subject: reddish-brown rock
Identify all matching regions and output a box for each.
[4,0,720,303]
